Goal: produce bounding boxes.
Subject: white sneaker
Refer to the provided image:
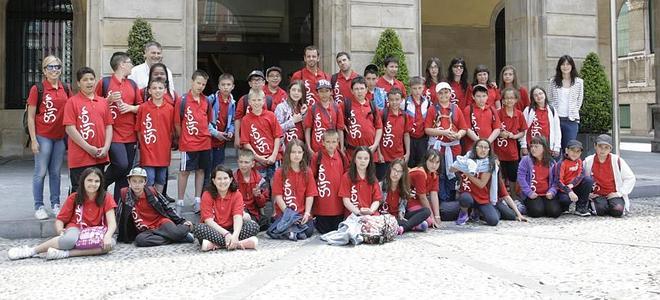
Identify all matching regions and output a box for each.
[193,201,201,214]
[35,206,48,220]
[45,248,69,260]
[7,246,36,260]
[52,204,61,217]
[175,200,185,215]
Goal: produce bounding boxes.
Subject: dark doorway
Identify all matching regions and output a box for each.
[197,0,314,97]
[495,8,506,84]
[5,0,74,109]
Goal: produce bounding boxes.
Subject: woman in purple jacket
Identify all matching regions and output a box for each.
[517,136,560,218]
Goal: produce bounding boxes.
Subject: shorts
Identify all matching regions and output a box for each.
[500,160,519,183]
[144,166,168,186]
[180,150,211,172]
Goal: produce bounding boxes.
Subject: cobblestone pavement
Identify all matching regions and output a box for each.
[2,198,660,299]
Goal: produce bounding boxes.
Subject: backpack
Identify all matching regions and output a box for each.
[343,98,378,128]
[468,104,498,134]
[179,93,211,120]
[241,94,274,114]
[101,76,138,99]
[359,214,398,244]
[381,101,409,130]
[23,82,71,146]
[311,102,340,131]
[432,102,459,128]
[209,91,235,134]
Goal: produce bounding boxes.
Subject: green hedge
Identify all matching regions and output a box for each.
[579,52,612,133]
[127,18,155,66]
[371,29,410,91]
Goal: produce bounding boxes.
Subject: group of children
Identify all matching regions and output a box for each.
[10,48,637,260]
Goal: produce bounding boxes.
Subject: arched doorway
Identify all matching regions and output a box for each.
[5,0,73,109]
[495,8,505,83]
[197,0,314,97]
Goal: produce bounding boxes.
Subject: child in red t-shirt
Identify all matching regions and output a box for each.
[234,70,271,149]
[381,158,430,234]
[304,79,345,153]
[410,149,444,228]
[376,88,411,181]
[343,76,383,158]
[193,165,259,251]
[174,70,212,214]
[338,147,383,216]
[493,87,527,198]
[235,150,269,225]
[275,80,308,151]
[555,140,592,216]
[517,137,560,218]
[467,65,500,109]
[8,168,117,260]
[135,78,174,193]
[463,84,501,153]
[208,73,236,171]
[271,139,318,239]
[405,76,431,168]
[499,65,530,111]
[311,130,348,233]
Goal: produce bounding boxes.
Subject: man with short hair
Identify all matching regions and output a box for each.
[376,56,407,98]
[331,52,359,105]
[128,41,175,93]
[291,45,329,108]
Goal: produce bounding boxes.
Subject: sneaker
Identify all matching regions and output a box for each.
[52,204,61,217]
[576,206,591,217]
[296,232,308,240]
[45,248,69,260]
[565,202,576,215]
[184,233,195,243]
[456,210,469,225]
[175,200,185,215]
[469,210,480,222]
[7,246,36,260]
[396,226,404,235]
[238,236,258,250]
[192,201,201,214]
[200,240,219,252]
[413,221,428,232]
[288,231,297,241]
[35,206,48,220]
[164,194,176,203]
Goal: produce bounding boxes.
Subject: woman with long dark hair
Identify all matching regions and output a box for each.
[447,57,469,110]
[381,158,431,234]
[548,55,584,151]
[424,57,444,103]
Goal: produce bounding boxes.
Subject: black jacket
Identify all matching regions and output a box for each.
[116,187,186,243]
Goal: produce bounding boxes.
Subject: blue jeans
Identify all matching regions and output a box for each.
[439,173,457,203]
[205,146,227,186]
[32,135,66,210]
[560,118,580,151]
[105,142,137,201]
[457,193,500,226]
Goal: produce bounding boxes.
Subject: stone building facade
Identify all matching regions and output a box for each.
[0,0,656,157]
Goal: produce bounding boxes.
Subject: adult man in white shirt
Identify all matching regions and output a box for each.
[128,41,175,93]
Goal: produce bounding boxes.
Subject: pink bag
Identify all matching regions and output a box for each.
[73,204,108,250]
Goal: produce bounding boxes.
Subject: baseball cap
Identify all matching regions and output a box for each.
[566,139,583,150]
[317,79,332,90]
[435,82,453,93]
[127,167,147,178]
[265,66,282,76]
[595,134,613,147]
[246,70,265,81]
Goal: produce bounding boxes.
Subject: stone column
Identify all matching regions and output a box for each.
[651,0,660,152]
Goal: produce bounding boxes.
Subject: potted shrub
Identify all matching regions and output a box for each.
[578,52,613,156]
[371,29,410,92]
[127,18,155,66]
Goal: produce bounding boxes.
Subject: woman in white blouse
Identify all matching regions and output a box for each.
[548,55,584,151]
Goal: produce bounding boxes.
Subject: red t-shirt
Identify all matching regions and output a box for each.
[407,168,428,209]
[62,93,114,168]
[408,96,429,139]
[343,98,383,148]
[459,172,491,205]
[559,158,583,186]
[332,71,359,105]
[132,191,172,231]
[532,162,550,195]
[423,87,439,105]
[516,87,531,112]
[381,188,406,216]
[174,92,212,152]
[57,193,117,229]
[425,103,468,157]
[271,167,318,216]
[291,67,329,108]
[311,151,347,216]
[94,76,143,143]
[591,155,617,196]
[526,107,551,147]
[141,87,178,106]
[467,85,500,108]
[303,102,345,152]
[263,85,287,108]
[338,173,383,215]
[239,110,283,158]
[135,100,174,167]
[376,76,407,98]
[379,110,411,162]
[26,80,70,139]
[494,108,527,161]
[462,105,501,152]
[235,169,268,221]
[450,80,469,110]
[200,190,244,229]
[212,93,233,148]
[280,105,306,145]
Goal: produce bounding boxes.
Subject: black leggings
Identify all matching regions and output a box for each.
[593,196,625,217]
[192,220,259,248]
[408,136,429,168]
[525,195,561,218]
[135,222,191,247]
[315,215,344,234]
[398,207,431,232]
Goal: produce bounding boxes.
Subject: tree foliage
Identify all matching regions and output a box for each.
[579,52,612,133]
[371,29,410,90]
[127,18,155,66]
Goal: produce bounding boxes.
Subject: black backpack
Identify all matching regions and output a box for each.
[381,101,409,129]
[241,94,274,114]
[343,98,378,127]
[100,76,138,99]
[23,82,71,147]
[310,102,340,130]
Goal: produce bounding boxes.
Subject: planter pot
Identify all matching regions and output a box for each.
[577,133,599,158]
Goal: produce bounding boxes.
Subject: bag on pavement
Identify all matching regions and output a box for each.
[359,214,398,244]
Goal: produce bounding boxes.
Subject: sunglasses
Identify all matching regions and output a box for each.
[453,65,464,69]
[45,65,62,71]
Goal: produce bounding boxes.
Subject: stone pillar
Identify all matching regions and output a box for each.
[87,0,196,94]
[318,0,421,76]
[506,0,599,88]
[651,0,660,152]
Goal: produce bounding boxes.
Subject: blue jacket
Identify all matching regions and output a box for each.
[207,91,236,139]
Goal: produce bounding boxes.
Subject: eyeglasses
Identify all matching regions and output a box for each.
[45,65,62,71]
[251,78,265,83]
[452,65,464,69]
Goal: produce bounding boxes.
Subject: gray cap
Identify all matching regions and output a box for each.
[566,139,583,150]
[247,70,265,81]
[595,134,612,146]
[127,167,147,178]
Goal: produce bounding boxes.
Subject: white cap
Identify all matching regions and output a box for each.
[127,167,147,178]
[435,82,453,93]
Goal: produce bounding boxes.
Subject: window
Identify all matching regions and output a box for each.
[620,104,631,129]
[5,0,73,109]
[617,2,630,57]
